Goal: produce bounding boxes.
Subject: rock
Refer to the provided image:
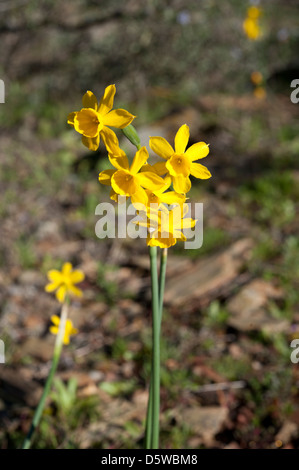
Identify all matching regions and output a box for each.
[0,367,42,407]
[176,406,228,444]
[164,239,253,308]
[226,279,288,333]
[14,336,54,362]
[36,221,61,242]
[18,270,45,287]
[275,421,298,444]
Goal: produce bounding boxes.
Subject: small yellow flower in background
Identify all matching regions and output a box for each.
[243,17,260,40]
[50,315,78,345]
[243,6,262,41]
[250,71,266,99]
[253,86,266,99]
[247,6,262,20]
[98,143,166,206]
[68,84,135,151]
[250,71,263,86]
[149,124,211,194]
[45,262,85,303]
[136,203,197,248]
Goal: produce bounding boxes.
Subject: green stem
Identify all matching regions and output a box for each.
[145,377,153,449]
[149,246,160,449]
[145,247,168,448]
[22,301,69,449]
[158,248,168,325]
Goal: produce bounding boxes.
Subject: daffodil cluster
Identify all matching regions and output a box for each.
[243,6,262,41]
[69,85,212,248]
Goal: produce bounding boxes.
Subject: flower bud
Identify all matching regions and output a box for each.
[122,124,141,149]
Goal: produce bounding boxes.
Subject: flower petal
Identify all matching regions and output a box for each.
[98,169,115,185]
[110,189,126,203]
[47,269,63,283]
[100,127,119,153]
[135,172,166,191]
[160,191,186,206]
[190,162,212,179]
[148,235,176,248]
[172,175,192,194]
[51,315,60,326]
[131,188,148,209]
[67,112,76,128]
[103,109,135,129]
[70,270,85,284]
[49,326,59,335]
[111,170,140,196]
[45,282,59,292]
[174,124,189,154]
[149,137,174,160]
[70,326,79,336]
[82,90,98,109]
[150,161,168,176]
[69,285,83,298]
[98,84,116,116]
[56,285,67,303]
[182,217,197,229]
[185,142,209,161]
[109,152,130,171]
[130,147,149,175]
[82,134,100,151]
[74,108,102,138]
[62,262,73,276]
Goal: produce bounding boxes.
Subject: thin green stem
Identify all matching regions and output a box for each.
[22,300,69,449]
[158,248,168,325]
[145,247,168,448]
[145,378,153,449]
[149,245,160,449]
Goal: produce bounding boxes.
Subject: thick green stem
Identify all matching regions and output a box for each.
[22,301,69,449]
[149,246,160,449]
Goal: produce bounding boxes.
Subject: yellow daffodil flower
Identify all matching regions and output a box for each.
[136,204,197,248]
[68,85,135,151]
[45,262,85,303]
[50,315,78,345]
[99,144,166,206]
[149,124,211,194]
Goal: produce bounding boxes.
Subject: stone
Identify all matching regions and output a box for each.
[177,406,228,443]
[164,239,253,308]
[226,279,288,333]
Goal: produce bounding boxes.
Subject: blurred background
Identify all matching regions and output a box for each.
[0,0,299,449]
